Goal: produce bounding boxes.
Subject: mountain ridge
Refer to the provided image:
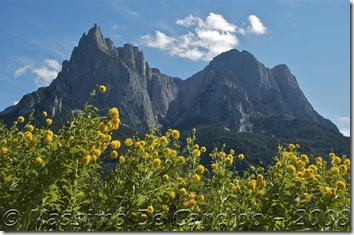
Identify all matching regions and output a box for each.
[0,24,343,141]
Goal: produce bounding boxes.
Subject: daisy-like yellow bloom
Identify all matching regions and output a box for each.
[153,158,161,168]
[82,155,91,165]
[110,150,118,159]
[286,165,296,174]
[110,140,121,149]
[250,166,256,171]
[46,118,53,126]
[192,149,201,157]
[189,192,196,200]
[171,130,180,140]
[257,174,264,181]
[24,131,33,141]
[258,189,265,197]
[159,136,168,145]
[42,111,47,117]
[334,156,342,164]
[336,180,346,190]
[186,137,192,144]
[258,179,267,188]
[238,154,245,161]
[169,192,176,200]
[329,152,335,159]
[331,167,340,175]
[162,204,169,212]
[211,163,218,170]
[93,149,102,157]
[192,174,201,182]
[99,122,108,133]
[180,188,187,196]
[119,156,125,164]
[26,125,34,132]
[201,146,207,153]
[34,157,43,165]
[17,116,25,123]
[162,174,169,181]
[177,156,186,164]
[225,155,233,165]
[300,154,309,164]
[196,165,205,174]
[147,205,154,214]
[303,193,312,203]
[288,144,296,151]
[198,194,205,201]
[109,107,119,118]
[315,157,323,163]
[141,213,147,219]
[1,147,9,155]
[124,138,134,147]
[344,159,350,166]
[248,179,257,190]
[99,85,106,93]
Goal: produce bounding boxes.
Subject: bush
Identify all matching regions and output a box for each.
[0,86,350,231]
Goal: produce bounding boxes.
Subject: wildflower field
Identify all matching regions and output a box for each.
[0,86,350,231]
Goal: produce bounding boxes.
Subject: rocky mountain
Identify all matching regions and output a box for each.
[0,24,349,160]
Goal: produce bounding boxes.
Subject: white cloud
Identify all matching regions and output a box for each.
[14,59,61,87]
[141,12,267,61]
[14,65,31,77]
[247,15,267,35]
[32,59,61,87]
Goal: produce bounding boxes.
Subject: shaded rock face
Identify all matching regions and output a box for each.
[0,24,338,134]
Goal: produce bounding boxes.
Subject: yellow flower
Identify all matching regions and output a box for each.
[17,116,25,123]
[171,130,180,140]
[34,157,43,165]
[119,156,125,163]
[147,205,154,214]
[46,118,53,126]
[331,167,339,175]
[124,138,133,147]
[344,159,350,166]
[82,155,91,165]
[257,174,264,181]
[180,188,187,196]
[109,107,119,118]
[315,157,323,163]
[211,163,218,170]
[286,165,296,174]
[300,154,309,164]
[169,192,176,200]
[186,137,192,144]
[42,111,47,117]
[24,131,33,141]
[329,152,335,159]
[258,190,265,197]
[159,136,168,145]
[111,140,121,149]
[288,144,296,151]
[1,147,9,155]
[303,193,312,203]
[99,85,106,93]
[177,156,186,164]
[192,174,201,182]
[26,124,35,132]
[162,174,169,181]
[93,149,102,157]
[248,179,257,190]
[258,179,267,188]
[192,149,201,157]
[250,166,256,171]
[238,154,245,161]
[196,165,205,174]
[225,156,233,165]
[162,204,169,212]
[141,213,147,219]
[334,156,341,164]
[336,180,346,190]
[153,158,161,168]
[110,150,118,158]
[198,194,205,201]
[201,146,207,153]
[99,122,108,133]
[189,192,196,200]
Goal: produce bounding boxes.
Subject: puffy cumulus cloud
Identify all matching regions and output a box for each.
[247,15,267,35]
[141,12,267,61]
[13,59,61,87]
[32,59,61,87]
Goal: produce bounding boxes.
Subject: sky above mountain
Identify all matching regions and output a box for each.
[0,0,350,136]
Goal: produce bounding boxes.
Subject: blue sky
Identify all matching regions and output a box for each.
[0,0,350,136]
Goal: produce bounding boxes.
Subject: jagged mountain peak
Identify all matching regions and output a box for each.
[0,25,341,135]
